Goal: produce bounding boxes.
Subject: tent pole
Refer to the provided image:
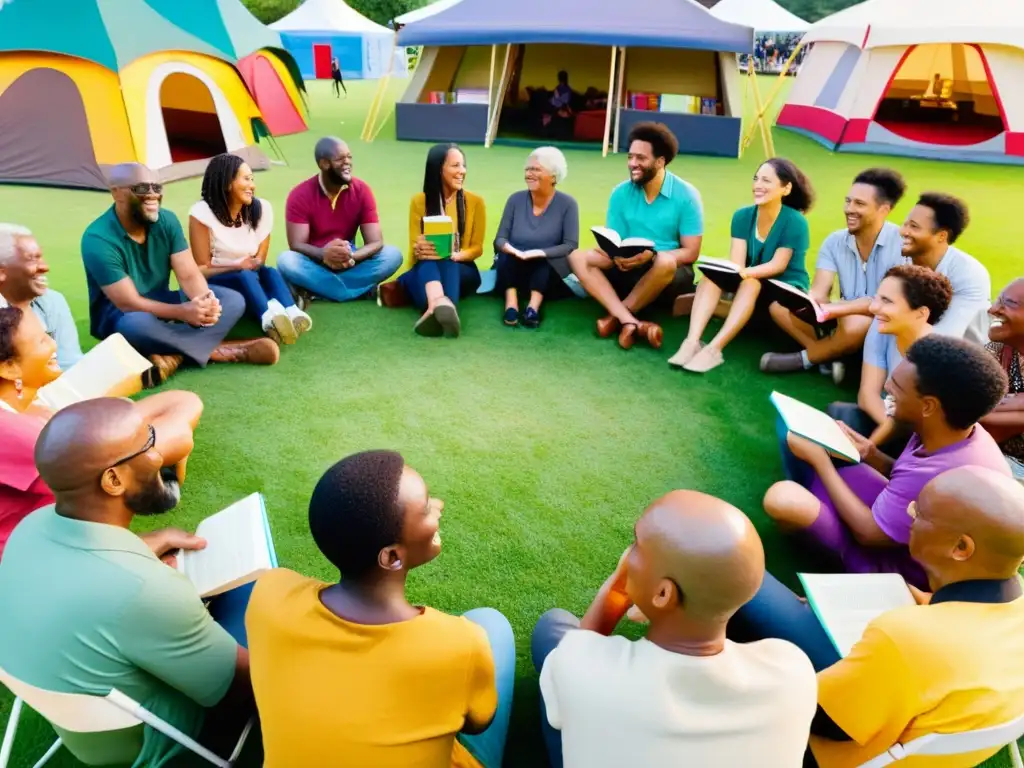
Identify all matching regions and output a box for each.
[742,41,802,153]
[612,47,627,154]
[601,46,618,158]
[487,44,497,122]
[363,32,400,141]
[486,44,513,148]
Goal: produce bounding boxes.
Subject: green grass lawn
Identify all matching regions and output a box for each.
[1,77,1022,767]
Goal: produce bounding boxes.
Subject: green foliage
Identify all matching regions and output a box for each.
[776,0,861,23]
[242,0,429,26]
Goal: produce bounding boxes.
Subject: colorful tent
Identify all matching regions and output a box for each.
[710,0,809,32]
[0,0,307,189]
[777,0,1024,165]
[271,0,408,80]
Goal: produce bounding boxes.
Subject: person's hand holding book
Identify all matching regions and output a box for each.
[413,235,440,261]
[615,250,654,272]
[140,527,207,569]
[836,422,877,462]
[786,431,830,468]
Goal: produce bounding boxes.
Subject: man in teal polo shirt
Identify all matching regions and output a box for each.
[568,122,703,351]
[81,163,279,384]
[0,393,253,768]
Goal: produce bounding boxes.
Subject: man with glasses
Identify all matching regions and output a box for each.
[81,163,279,385]
[0,393,255,768]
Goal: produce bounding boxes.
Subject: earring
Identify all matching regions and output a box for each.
[14,378,23,400]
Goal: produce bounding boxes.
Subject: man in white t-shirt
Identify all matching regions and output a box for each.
[531,490,816,768]
[900,192,991,343]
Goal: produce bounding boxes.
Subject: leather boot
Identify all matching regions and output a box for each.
[209,338,280,365]
[143,354,184,388]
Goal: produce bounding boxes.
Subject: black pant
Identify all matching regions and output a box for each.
[496,253,558,298]
[827,401,910,457]
[332,75,346,95]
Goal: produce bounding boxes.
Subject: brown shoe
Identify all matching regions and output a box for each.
[637,321,663,349]
[144,354,184,388]
[209,338,280,365]
[379,281,410,308]
[618,323,637,350]
[596,315,621,338]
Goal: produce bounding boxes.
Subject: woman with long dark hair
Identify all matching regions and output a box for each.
[670,157,814,374]
[189,153,311,345]
[381,143,485,337]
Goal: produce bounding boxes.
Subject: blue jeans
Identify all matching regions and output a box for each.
[727,571,841,673]
[530,608,582,768]
[458,608,515,768]
[208,266,295,321]
[398,259,481,310]
[276,246,403,302]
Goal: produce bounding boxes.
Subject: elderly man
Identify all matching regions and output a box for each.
[277,137,402,307]
[531,490,816,767]
[0,223,82,370]
[81,163,277,384]
[730,466,1024,768]
[0,393,255,767]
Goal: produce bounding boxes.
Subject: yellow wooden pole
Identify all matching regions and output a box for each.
[363,32,400,141]
[601,46,618,158]
[485,44,497,142]
[741,41,802,154]
[486,44,513,148]
[612,47,627,154]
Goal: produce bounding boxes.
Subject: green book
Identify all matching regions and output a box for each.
[423,214,453,258]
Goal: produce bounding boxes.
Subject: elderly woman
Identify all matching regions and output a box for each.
[493,147,579,328]
[0,306,60,559]
[981,278,1024,482]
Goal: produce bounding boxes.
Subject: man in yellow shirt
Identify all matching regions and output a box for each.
[729,465,1024,767]
[245,450,514,768]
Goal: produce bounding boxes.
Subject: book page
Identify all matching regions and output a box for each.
[799,573,916,657]
[621,237,655,248]
[179,493,273,598]
[37,333,152,412]
[519,249,546,259]
[591,226,622,247]
[770,391,860,464]
[696,256,740,272]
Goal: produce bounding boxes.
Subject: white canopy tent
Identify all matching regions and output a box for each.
[270,0,392,34]
[710,0,808,32]
[394,0,464,27]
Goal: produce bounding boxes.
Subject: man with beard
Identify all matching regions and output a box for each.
[761,168,907,381]
[81,163,278,386]
[277,137,403,307]
[0,393,254,768]
[568,122,703,351]
[0,224,83,371]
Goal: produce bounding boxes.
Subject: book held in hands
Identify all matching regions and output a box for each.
[770,391,860,464]
[765,280,831,327]
[36,333,153,412]
[695,256,743,293]
[423,215,454,258]
[176,492,277,599]
[591,226,655,260]
[798,573,916,657]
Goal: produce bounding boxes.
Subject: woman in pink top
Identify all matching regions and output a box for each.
[0,305,61,558]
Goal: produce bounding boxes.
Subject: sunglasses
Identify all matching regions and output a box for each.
[128,183,163,196]
[109,424,156,469]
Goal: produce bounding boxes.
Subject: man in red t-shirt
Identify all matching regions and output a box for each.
[277,137,402,306]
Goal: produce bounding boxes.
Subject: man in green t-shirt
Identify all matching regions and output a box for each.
[81,163,279,383]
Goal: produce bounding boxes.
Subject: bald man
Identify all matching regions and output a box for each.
[0,394,254,767]
[532,491,816,768]
[729,466,1024,768]
[277,137,402,306]
[81,162,278,384]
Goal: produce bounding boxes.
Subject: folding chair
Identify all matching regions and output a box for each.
[857,713,1024,768]
[0,665,252,768]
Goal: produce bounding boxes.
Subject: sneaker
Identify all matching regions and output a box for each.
[433,301,461,338]
[760,351,806,373]
[287,305,313,336]
[263,300,297,345]
[832,361,846,385]
[503,307,519,327]
[521,307,540,329]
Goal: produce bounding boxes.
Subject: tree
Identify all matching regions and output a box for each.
[776,0,861,23]
[241,0,428,25]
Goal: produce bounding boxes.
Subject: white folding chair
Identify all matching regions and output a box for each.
[0,666,252,768]
[857,712,1024,768]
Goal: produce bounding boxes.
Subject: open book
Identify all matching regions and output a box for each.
[765,280,830,326]
[176,492,277,598]
[798,573,916,657]
[36,333,152,412]
[511,246,547,260]
[591,226,655,260]
[423,215,453,258]
[695,256,743,293]
[770,391,860,464]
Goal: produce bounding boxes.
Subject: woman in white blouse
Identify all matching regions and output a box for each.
[189,154,311,345]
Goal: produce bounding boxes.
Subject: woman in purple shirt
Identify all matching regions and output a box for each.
[766,335,1010,588]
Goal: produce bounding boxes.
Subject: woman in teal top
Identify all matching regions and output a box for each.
[670,157,813,374]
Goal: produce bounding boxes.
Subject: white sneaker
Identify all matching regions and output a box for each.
[287,304,312,336]
[263,300,297,345]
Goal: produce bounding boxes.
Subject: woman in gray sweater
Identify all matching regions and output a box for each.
[493,147,580,328]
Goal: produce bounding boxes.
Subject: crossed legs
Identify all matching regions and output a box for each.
[768,306,872,365]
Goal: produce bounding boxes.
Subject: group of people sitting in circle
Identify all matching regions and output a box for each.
[0,116,1023,768]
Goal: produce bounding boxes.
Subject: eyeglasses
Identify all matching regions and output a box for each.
[109,424,156,469]
[128,182,163,196]
[993,295,1021,311]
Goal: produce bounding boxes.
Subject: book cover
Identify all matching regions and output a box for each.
[591,226,655,260]
[696,257,742,293]
[37,333,152,412]
[770,391,860,464]
[423,214,453,258]
[764,280,833,328]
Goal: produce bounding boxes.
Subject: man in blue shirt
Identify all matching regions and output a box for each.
[568,122,703,351]
[761,168,907,381]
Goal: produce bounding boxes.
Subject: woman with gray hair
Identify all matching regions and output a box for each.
[493,146,579,328]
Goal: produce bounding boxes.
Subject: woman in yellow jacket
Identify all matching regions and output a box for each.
[381,143,485,337]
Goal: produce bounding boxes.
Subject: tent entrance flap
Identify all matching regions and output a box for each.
[873,43,1005,146]
[160,73,228,163]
